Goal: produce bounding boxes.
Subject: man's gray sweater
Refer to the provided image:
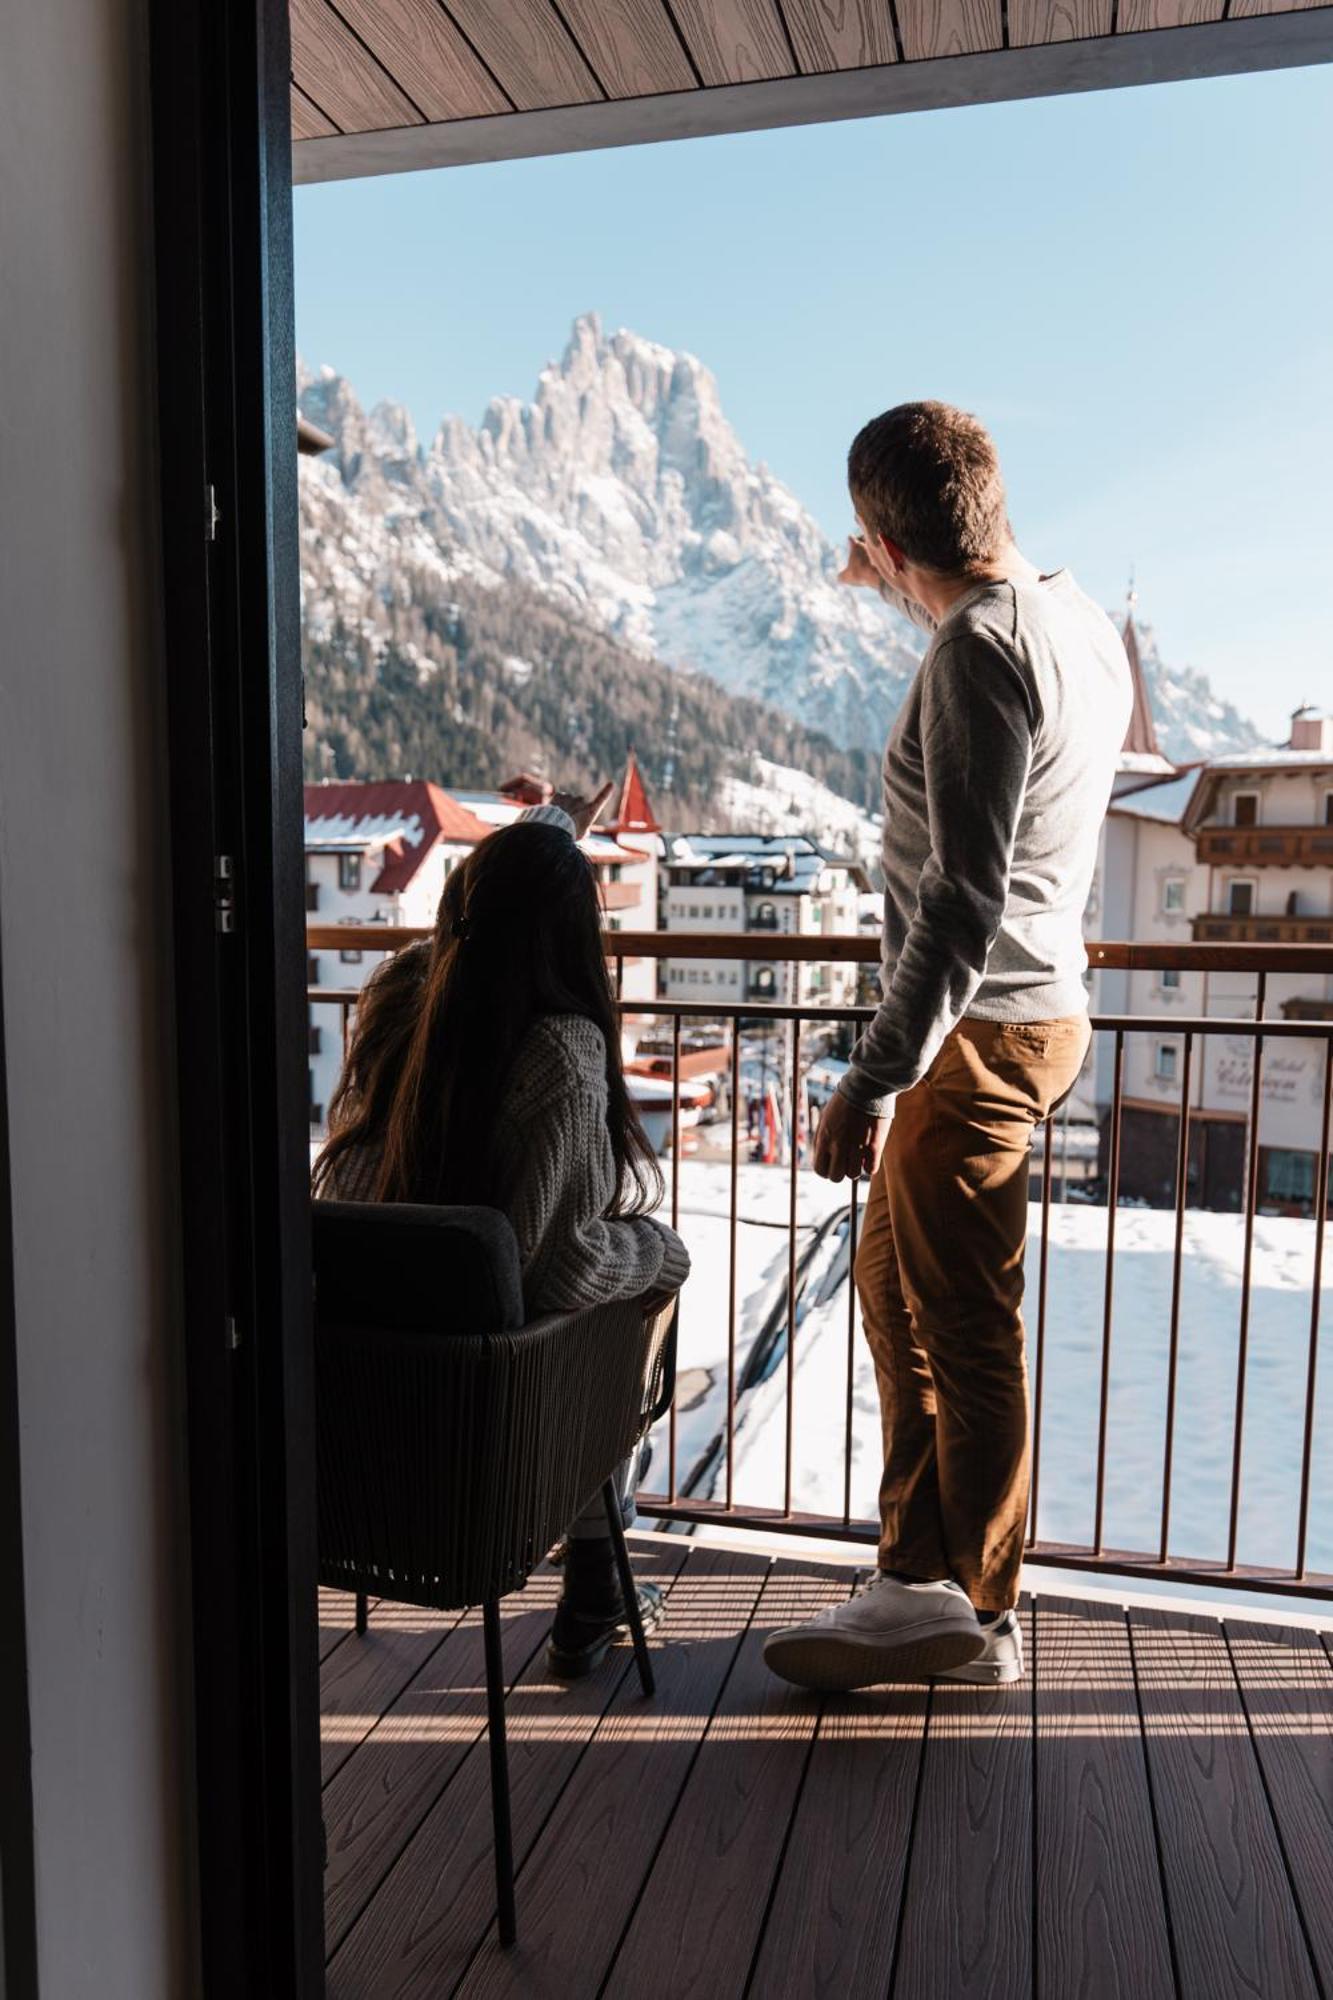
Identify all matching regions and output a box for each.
[840,570,1132,1119]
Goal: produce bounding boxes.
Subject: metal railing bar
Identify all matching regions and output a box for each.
[1093,1031,1124,1555]
[669,1009,681,1505]
[843,1177,860,1530]
[1227,972,1267,1571]
[1295,1040,1332,1580]
[784,1020,801,1516]
[635,1497,1333,1597]
[1159,1030,1194,1565]
[1029,1114,1054,1546]
[726,1023,741,1512]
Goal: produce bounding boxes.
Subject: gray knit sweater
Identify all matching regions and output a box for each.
[324,1011,690,1317]
[839,570,1131,1118]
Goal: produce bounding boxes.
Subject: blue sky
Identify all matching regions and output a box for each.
[295,63,1332,741]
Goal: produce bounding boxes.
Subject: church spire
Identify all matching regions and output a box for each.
[609,749,660,835]
[1121,572,1165,763]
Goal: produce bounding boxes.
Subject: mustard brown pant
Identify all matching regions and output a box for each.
[854,1015,1091,1613]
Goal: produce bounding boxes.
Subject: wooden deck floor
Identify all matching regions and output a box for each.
[319,1539,1333,1999]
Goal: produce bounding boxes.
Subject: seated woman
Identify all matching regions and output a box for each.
[312,793,689,1677]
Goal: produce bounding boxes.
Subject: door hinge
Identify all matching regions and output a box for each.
[226,1314,241,1352]
[205,482,221,542]
[214,853,237,934]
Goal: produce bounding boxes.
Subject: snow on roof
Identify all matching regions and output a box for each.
[304,780,493,892]
[1109,770,1202,824]
[1201,748,1333,769]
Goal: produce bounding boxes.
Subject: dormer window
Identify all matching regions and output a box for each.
[1233,791,1259,828]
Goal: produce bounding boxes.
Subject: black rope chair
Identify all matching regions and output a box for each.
[312,1201,677,1947]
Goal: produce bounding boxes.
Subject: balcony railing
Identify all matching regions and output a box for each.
[1195,914,1333,943]
[308,925,1333,1601]
[1197,824,1333,867]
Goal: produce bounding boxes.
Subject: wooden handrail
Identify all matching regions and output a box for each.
[307,923,1333,976]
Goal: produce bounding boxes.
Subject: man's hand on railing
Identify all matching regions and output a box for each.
[551,781,615,841]
[813,1091,890,1184]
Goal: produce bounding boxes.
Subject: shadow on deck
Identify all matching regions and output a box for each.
[319,1538,1333,1998]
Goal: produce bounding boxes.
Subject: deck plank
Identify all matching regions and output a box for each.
[1226,1621,1333,1988]
[455,1547,772,1997]
[320,1588,373,1663]
[893,1603,1034,2000]
[602,1562,853,1997]
[1130,1607,1319,2000]
[322,1572,561,1955]
[1035,1596,1175,2000]
[320,1600,465,1788]
[327,1540,689,1998]
[749,1609,926,1997]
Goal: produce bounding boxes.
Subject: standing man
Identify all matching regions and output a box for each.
[764,403,1130,1691]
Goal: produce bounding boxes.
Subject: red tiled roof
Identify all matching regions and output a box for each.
[304,779,493,893]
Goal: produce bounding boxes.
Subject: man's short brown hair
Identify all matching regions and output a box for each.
[848,401,1009,576]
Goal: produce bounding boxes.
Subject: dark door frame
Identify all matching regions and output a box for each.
[0,915,37,2000]
[149,0,322,1992]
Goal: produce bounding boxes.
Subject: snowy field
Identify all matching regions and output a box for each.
[647,1159,1333,1579]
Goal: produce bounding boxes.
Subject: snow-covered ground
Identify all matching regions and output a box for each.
[648,1161,1333,1579]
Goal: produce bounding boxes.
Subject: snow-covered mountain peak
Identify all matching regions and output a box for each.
[297,314,1262,766]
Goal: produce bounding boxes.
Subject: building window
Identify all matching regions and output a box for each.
[304,881,319,913]
[1162,878,1186,914]
[1228,879,1256,917]
[1233,792,1259,828]
[1324,792,1333,827]
[1155,1043,1179,1083]
[688,903,699,919]
[308,1024,322,1056]
[1161,968,1182,991]
[307,952,320,986]
[340,948,363,964]
[1264,1148,1316,1208]
[339,854,362,891]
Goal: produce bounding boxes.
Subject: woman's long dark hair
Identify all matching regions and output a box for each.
[320,819,662,1216]
[311,939,431,1197]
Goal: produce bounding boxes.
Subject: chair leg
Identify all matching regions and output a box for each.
[354,1592,368,1636]
[603,1478,655,1699]
[482,1598,517,1947]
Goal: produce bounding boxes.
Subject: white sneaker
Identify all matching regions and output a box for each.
[763,1572,985,1692]
[937,1608,1024,1685]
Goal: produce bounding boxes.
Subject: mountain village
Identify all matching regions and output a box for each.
[306,627,1333,1219]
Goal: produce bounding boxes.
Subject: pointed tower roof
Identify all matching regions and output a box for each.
[1121,595,1167,765]
[609,751,660,835]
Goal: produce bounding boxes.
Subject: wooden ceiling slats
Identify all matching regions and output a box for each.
[443,0,604,109]
[780,0,898,71]
[670,0,797,82]
[289,0,424,131]
[331,0,510,119]
[1010,0,1114,42]
[290,83,340,138]
[1229,0,1330,15]
[555,0,700,96]
[895,0,1004,58]
[288,0,1333,155]
[1117,0,1225,28]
